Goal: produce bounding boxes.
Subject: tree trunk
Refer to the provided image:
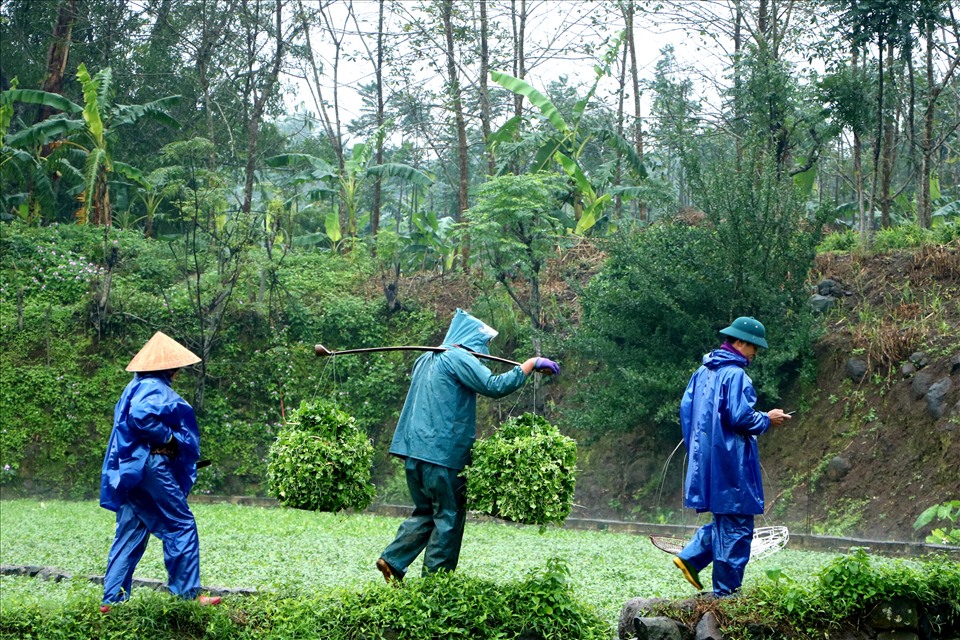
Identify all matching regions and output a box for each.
[371,0,386,237]
[918,22,934,228]
[440,0,470,265]
[853,47,868,244]
[614,21,628,220]
[917,17,960,228]
[511,0,527,120]
[879,39,896,229]
[241,0,286,224]
[479,0,495,176]
[624,0,646,221]
[38,0,78,123]
[868,32,885,236]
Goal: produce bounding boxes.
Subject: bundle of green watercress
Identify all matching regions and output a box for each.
[463,413,577,527]
[267,400,376,512]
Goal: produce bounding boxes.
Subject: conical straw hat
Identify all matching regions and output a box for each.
[126,331,201,372]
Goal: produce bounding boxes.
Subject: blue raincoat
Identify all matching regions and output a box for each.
[382,309,528,578]
[389,309,527,471]
[677,346,771,597]
[100,372,203,603]
[680,347,770,515]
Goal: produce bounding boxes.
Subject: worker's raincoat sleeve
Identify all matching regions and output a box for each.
[722,370,770,436]
[444,349,527,399]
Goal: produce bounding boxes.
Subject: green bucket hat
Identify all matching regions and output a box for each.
[719,316,768,349]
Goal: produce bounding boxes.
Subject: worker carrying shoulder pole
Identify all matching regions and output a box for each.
[376,308,559,582]
[673,316,791,598]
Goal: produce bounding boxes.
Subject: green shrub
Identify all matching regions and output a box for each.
[0,558,610,639]
[914,500,960,545]
[748,548,960,629]
[817,228,859,252]
[872,224,936,250]
[574,218,818,434]
[464,413,577,527]
[267,400,376,512]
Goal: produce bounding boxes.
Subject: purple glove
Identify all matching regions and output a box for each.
[534,357,560,375]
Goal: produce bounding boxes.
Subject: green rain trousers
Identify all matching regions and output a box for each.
[381,458,466,577]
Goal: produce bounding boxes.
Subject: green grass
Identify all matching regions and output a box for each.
[0,499,839,624]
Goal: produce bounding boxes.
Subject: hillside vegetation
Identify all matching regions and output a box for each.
[1,220,957,543]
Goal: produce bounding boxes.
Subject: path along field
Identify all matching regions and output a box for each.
[0,499,842,623]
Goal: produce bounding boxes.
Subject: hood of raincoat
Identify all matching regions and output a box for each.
[100,373,201,512]
[440,308,498,355]
[679,346,769,515]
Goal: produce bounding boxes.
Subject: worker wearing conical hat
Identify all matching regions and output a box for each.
[99,332,220,611]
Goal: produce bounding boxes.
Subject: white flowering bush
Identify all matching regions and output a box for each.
[0,226,104,306]
[267,400,376,512]
[463,413,577,527]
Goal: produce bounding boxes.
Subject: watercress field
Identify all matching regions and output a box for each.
[0,499,838,624]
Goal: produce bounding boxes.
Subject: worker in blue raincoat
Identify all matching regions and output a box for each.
[99,331,221,612]
[673,317,791,597]
[376,309,560,582]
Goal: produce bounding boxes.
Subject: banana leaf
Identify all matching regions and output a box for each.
[596,128,647,179]
[365,162,433,187]
[491,70,569,133]
[1,89,82,114]
[4,118,86,148]
[113,96,182,129]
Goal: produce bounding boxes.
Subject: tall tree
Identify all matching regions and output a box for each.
[440,0,469,221]
[37,0,78,123]
[917,0,960,227]
[372,0,386,236]
[510,0,528,121]
[236,0,291,237]
[478,0,495,176]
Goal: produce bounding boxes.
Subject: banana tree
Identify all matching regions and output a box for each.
[1,63,180,226]
[488,33,647,234]
[1,78,77,223]
[267,134,433,248]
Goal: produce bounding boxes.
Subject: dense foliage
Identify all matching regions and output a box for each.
[742,548,960,635]
[267,400,376,512]
[464,413,577,527]
[572,153,823,434]
[0,560,610,640]
[0,221,438,498]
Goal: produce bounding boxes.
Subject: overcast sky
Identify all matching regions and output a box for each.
[279,0,737,139]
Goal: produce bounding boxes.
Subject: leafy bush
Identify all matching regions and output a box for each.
[0,558,610,639]
[267,400,376,512]
[463,413,577,527]
[914,501,960,545]
[817,228,859,252]
[748,548,960,629]
[573,216,818,433]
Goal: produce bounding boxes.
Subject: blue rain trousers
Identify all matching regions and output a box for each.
[102,453,201,604]
[380,458,467,578]
[678,514,755,597]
